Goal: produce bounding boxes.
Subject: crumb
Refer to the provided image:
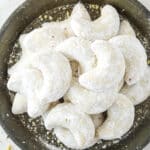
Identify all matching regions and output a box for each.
[49,16,53,21]
[44,15,48,19]
[6,145,12,150]
[6,113,9,117]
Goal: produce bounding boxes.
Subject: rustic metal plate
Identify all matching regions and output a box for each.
[0,0,150,150]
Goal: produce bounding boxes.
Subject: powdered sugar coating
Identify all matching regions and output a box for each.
[65,79,118,114]
[71,5,120,40]
[121,67,150,105]
[97,94,134,140]
[12,93,27,115]
[109,35,147,85]
[55,37,95,73]
[119,20,136,36]
[7,52,72,117]
[79,40,125,92]
[44,103,95,149]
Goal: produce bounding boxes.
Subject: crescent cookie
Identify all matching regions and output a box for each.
[97,94,134,140]
[43,103,95,149]
[121,67,150,105]
[71,5,120,40]
[55,37,95,73]
[109,35,147,85]
[79,40,125,92]
[65,79,118,114]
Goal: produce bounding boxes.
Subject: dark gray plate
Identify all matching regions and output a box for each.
[0,0,150,150]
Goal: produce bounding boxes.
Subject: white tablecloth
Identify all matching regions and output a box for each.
[0,0,150,149]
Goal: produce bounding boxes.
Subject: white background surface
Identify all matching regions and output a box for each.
[0,0,150,150]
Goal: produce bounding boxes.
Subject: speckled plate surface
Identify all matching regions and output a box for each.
[0,0,150,150]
